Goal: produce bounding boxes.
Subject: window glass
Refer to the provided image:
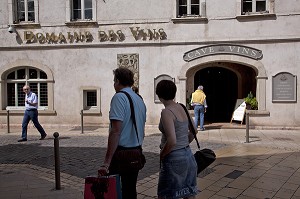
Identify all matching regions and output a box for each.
[191,5,199,15]
[17,69,25,79]
[191,0,199,15]
[7,72,15,80]
[17,83,25,106]
[29,69,37,79]
[87,91,97,106]
[40,83,48,106]
[256,1,266,12]
[17,0,25,21]
[28,12,35,21]
[179,0,187,5]
[243,0,252,13]
[73,0,81,20]
[7,83,15,106]
[178,0,187,16]
[85,9,92,19]
[73,10,81,20]
[73,0,81,9]
[28,0,34,11]
[40,71,47,79]
[28,0,35,22]
[85,0,92,9]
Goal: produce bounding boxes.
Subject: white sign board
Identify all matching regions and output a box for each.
[231,101,246,124]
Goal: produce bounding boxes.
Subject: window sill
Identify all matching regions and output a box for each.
[171,17,208,24]
[65,20,98,27]
[11,22,41,28]
[82,110,102,116]
[236,13,276,21]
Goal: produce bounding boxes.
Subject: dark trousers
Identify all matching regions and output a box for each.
[22,109,46,139]
[109,169,139,199]
[109,166,139,199]
[120,171,139,199]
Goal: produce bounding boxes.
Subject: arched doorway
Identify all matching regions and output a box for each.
[194,67,238,123]
[187,61,258,124]
[179,52,268,127]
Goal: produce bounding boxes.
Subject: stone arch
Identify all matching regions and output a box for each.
[0,59,54,81]
[178,54,267,111]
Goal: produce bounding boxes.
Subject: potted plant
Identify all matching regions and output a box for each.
[186,95,192,110]
[244,91,258,110]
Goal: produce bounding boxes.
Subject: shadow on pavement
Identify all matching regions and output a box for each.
[0,143,159,180]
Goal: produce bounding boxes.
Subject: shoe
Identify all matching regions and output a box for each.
[39,134,47,140]
[18,138,27,142]
[200,128,205,131]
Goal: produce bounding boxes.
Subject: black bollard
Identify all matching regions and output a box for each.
[53,132,61,190]
[245,112,250,143]
[7,110,10,134]
[81,109,84,134]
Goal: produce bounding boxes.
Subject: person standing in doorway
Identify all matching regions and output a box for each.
[98,67,147,199]
[18,85,47,142]
[191,85,208,131]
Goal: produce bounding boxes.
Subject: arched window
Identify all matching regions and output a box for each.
[6,67,48,109]
[154,74,175,103]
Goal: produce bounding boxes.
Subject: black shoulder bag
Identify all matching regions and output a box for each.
[109,91,146,173]
[179,103,216,174]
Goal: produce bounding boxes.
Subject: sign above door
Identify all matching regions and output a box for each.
[183,44,263,62]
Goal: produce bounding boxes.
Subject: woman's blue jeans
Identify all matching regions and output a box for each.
[194,105,205,130]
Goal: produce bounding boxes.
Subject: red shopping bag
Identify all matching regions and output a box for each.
[84,175,122,199]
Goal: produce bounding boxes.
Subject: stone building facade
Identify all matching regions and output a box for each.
[0,0,299,128]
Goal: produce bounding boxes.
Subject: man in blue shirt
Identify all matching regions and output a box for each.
[98,67,147,199]
[18,85,47,142]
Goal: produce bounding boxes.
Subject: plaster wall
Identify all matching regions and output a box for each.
[1,41,299,127]
[0,0,300,127]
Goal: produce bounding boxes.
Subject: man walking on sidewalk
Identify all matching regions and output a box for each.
[18,85,47,142]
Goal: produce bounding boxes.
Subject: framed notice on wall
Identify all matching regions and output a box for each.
[272,72,297,102]
[230,99,246,124]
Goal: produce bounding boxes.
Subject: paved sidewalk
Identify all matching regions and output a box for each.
[0,125,300,198]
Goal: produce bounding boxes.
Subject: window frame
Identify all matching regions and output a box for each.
[66,0,97,25]
[240,0,275,15]
[8,0,39,25]
[5,67,48,110]
[81,87,101,115]
[236,0,275,19]
[71,0,93,21]
[177,0,201,18]
[172,0,207,23]
[83,90,97,110]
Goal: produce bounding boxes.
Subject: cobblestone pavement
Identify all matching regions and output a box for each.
[0,125,300,198]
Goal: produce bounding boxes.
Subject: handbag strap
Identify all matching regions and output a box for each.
[118,91,140,144]
[179,103,201,150]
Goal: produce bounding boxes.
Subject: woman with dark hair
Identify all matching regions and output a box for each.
[156,80,198,199]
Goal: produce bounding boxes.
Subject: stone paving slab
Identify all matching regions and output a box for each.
[0,126,300,198]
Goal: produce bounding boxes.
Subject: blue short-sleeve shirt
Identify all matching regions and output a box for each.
[109,87,147,147]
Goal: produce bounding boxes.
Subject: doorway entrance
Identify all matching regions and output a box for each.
[192,64,257,123]
[194,67,237,123]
